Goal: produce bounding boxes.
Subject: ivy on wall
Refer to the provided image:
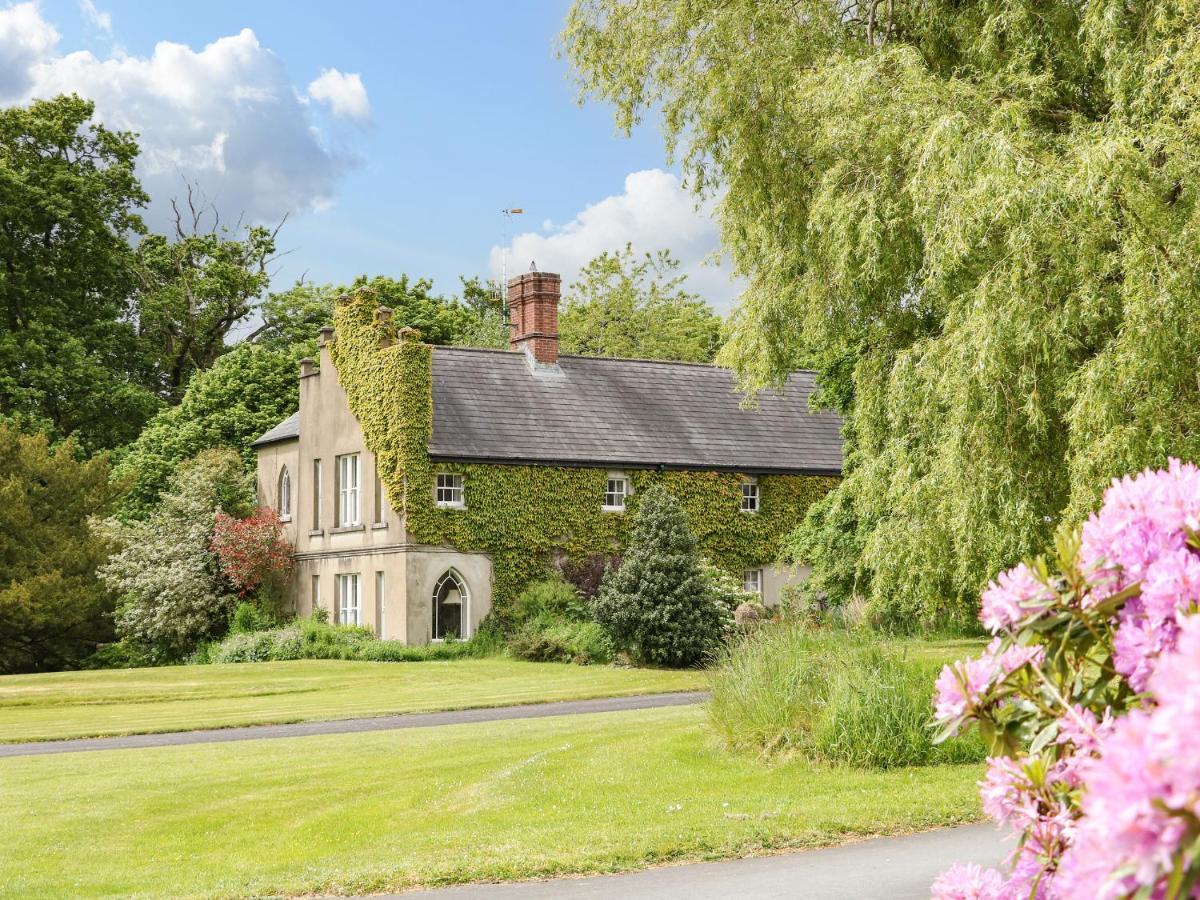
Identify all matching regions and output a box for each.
[331,291,838,609]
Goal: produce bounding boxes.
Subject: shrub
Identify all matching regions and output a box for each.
[551,552,617,599]
[512,578,589,624]
[228,601,278,635]
[933,460,1200,897]
[592,486,730,667]
[508,620,614,665]
[199,615,490,664]
[708,621,984,767]
[99,449,251,662]
[733,601,766,630]
[506,577,613,664]
[210,507,292,606]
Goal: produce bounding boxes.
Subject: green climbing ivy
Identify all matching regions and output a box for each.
[331,290,837,610]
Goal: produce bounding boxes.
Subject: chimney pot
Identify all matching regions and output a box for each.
[507,271,560,364]
[318,326,334,347]
[299,357,316,378]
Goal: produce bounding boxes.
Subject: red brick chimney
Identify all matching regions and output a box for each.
[508,271,560,364]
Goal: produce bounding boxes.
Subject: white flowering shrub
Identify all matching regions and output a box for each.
[99,449,250,661]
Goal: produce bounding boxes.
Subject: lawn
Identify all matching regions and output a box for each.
[0,658,706,743]
[0,705,983,898]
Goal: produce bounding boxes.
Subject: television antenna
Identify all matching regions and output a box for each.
[500,207,524,324]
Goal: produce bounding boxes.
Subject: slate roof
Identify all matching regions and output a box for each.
[250,349,844,473]
[426,348,842,475]
[251,410,300,447]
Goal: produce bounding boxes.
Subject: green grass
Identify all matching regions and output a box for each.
[0,705,983,898]
[0,658,706,743]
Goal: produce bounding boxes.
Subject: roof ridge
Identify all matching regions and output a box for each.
[432,344,818,377]
[430,345,521,355]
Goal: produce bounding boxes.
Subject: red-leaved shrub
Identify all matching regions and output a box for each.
[210,507,292,598]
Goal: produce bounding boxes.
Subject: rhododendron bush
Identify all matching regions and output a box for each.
[210,507,292,600]
[933,460,1200,899]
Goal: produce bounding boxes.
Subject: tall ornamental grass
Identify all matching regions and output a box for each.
[707,622,984,768]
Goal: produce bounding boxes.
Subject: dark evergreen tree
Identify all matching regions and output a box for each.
[592,485,728,667]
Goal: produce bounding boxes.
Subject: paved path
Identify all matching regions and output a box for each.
[0,691,708,759]
[390,824,1007,900]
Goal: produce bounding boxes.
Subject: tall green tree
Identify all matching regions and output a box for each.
[112,343,301,519]
[559,244,722,362]
[450,276,508,349]
[254,274,493,351]
[0,425,121,673]
[565,0,1200,627]
[133,187,279,401]
[0,95,159,450]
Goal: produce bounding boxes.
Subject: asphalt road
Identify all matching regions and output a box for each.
[391,824,1007,900]
[0,690,709,758]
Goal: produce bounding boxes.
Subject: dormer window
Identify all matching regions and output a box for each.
[603,473,629,512]
[277,467,292,521]
[740,477,759,513]
[436,473,465,508]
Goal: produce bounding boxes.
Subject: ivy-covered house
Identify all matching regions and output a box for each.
[251,271,842,644]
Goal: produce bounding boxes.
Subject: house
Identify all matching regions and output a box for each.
[251,271,842,644]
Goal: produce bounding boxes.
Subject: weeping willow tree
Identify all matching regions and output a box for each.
[563,1,1200,628]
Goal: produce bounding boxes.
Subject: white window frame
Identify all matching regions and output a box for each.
[743,568,763,595]
[336,573,361,626]
[435,473,465,509]
[375,570,386,638]
[740,477,760,513]
[312,458,323,530]
[277,467,292,521]
[431,569,470,641]
[337,453,360,526]
[603,473,630,512]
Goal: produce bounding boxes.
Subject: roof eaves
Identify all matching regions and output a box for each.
[426,452,842,477]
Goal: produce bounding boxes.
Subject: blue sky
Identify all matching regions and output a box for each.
[2,1,735,311]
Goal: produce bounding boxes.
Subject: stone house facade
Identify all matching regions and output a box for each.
[251,271,842,645]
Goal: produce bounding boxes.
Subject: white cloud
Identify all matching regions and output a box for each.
[79,0,111,34]
[307,68,370,122]
[0,2,57,99]
[489,169,741,311]
[0,6,369,227]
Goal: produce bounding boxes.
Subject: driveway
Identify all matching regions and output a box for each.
[0,690,708,758]
[389,824,1007,900]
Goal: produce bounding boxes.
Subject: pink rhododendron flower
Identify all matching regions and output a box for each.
[995,641,1044,676]
[1054,617,1200,897]
[1140,546,1200,623]
[934,656,997,725]
[1080,459,1200,589]
[934,640,1043,731]
[931,862,1005,900]
[938,463,1200,897]
[1112,603,1173,692]
[1079,460,1200,685]
[980,756,1034,829]
[980,563,1056,633]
